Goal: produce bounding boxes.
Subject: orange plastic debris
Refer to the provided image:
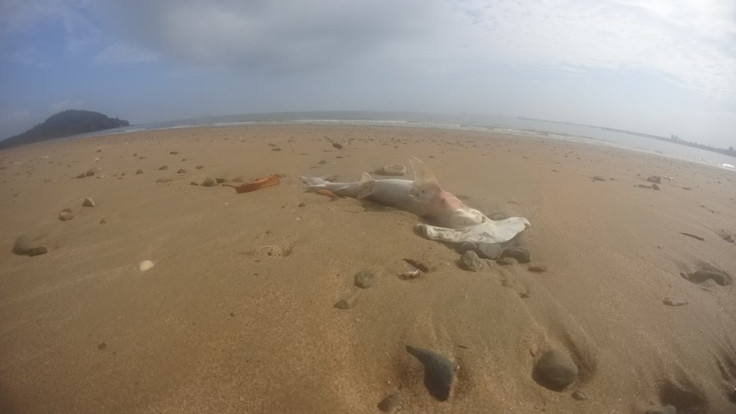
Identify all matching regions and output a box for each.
[225,174,280,193]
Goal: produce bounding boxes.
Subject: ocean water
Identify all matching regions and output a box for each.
[88,111,735,172]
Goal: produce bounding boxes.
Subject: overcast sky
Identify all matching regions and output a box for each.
[1,0,734,147]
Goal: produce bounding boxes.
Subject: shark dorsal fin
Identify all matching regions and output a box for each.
[356,172,376,199]
[408,157,441,197]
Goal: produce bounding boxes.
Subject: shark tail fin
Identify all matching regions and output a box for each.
[356,172,376,199]
[408,156,441,197]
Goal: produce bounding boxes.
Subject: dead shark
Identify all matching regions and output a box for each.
[299,157,530,254]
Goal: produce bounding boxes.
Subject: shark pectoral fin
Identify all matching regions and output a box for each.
[408,156,441,197]
[356,172,376,199]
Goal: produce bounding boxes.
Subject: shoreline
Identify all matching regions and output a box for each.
[7,113,734,173]
[1,124,735,413]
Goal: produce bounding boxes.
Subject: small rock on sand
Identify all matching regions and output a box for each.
[334,296,357,310]
[354,270,376,288]
[460,250,484,271]
[377,393,402,413]
[82,197,96,207]
[651,183,660,190]
[13,235,47,256]
[533,349,579,391]
[405,346,455,401]
[158,165,168,170]
[663,297,688,306]
[403,258,429,273]
[374,164,407,176]
[592,176,606,182]
[332,142,343,149]
[136,169,143,175]
[86,168,95,177]
[647,176,662,184]
[177,168,187,174]
[138,260,154,272]
[528,265,547,273]
[572,390,587,401]
[215,177,226,184]
[58,208,74,221]
[13,235,35,254]
[202,177,216,187]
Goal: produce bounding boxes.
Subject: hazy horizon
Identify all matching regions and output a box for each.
[1,1,734,147]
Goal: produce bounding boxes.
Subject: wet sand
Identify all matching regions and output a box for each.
[1,125,735,413]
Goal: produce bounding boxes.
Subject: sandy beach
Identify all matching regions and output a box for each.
[1,124,735,413]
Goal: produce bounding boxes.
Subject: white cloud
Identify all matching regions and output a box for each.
[94,42,158,64]
[106,0,444,72]
[444,0,736,99]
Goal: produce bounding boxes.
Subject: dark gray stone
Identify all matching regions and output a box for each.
[354,271,376,289]
[476,243,503,259]
[652,183,660,190]
[460,250,484,271]
[533,349,578,391]
[405,346,455,401]
[501,247,531,264]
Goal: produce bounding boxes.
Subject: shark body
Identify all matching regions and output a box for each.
[299,157,530,253]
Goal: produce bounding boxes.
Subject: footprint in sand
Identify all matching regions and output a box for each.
[681,269,731,287]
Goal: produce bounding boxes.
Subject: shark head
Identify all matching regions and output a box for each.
[408,157,442,203]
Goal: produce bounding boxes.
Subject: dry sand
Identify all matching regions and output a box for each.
[1,125,735,413]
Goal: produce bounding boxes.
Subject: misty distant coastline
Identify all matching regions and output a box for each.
[518,116,735,159]
[3,110,733,170]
